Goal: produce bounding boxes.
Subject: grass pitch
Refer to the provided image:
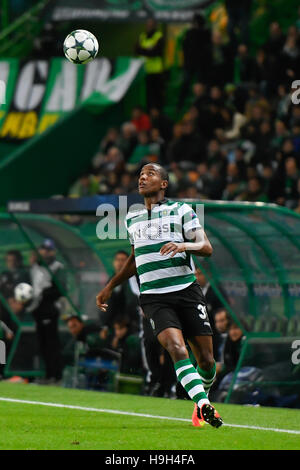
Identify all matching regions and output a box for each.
[0,382,299,450]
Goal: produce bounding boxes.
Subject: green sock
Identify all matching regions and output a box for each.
[196,362,216,397]
[175,358,210,408]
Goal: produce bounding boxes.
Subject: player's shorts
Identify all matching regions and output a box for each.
[139,281,213,338]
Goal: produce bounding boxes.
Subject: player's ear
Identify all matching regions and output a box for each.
[161,180,168,191]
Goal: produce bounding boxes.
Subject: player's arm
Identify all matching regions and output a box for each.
[160,228,213,258]
[96,246,136,311]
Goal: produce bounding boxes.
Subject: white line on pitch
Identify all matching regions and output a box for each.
[0,396,299,435]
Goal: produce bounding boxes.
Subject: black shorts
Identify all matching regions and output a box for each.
[140,281,213,338]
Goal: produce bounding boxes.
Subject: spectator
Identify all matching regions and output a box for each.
[118,122,138,161]
[263,22,286,93]
[195,267,228,360]
[135,18,165,110]
[214,308,230,365]
[234,43,255,84]
[0,250,30,299]
[149,127,165,163]
[100,251,140,335]
[222,322,245,374]
[237,176,268,202]
[127,130,152,169]
[149,106,173,142]
[66,315,107,358]
[98,127,119,155]
[68,174,99,198]
[177,13,211,110]
[281,34,300,83]
[29,239,66,384]
[131,106,151,132]
[168,119,206,166]
[225,0,252,47]
[108,316,143,375]
[208,30,234,87]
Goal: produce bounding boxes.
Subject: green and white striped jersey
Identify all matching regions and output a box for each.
[125,199,201,294]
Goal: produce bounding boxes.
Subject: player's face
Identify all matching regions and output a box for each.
[138,165,166,197]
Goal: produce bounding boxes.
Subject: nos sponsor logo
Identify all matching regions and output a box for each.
[0,340,6,364]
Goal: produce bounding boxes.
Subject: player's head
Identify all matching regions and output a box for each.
[113,250,129,273]
[138,163,169,198]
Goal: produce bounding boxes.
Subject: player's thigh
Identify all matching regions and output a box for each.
[141,302,182,338]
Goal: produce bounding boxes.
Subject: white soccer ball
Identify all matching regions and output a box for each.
[14,283,33,303]
[63,29,99,65]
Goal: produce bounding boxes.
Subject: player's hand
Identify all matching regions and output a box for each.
[160,242,186,258]
[96,286,112,311]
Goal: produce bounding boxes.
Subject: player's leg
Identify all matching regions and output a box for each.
[187,335,222,428]
[157,327,210,409]
[188,335,216,397]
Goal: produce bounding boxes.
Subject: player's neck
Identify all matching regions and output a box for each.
[144,192,165,210]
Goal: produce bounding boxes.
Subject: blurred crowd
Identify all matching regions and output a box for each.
[69,10,300,213]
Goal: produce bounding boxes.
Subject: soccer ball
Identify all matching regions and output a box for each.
[63,29,99,64]
[14,283,33,303]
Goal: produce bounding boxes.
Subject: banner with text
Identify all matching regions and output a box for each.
[0,57,143,141]
[49,0,215,22]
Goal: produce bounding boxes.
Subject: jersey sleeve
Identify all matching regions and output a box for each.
[125,215,134,246]
[180,203,202,240]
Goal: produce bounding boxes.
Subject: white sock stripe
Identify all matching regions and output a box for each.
[197,374,216,384]
[188,384,205,398]
[199,378,215,387]
[175,364,193,377]
[198,398,210,407]
[180,373,200,388]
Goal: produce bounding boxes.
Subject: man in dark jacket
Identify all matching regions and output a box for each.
[29,239,66,383]
[177,13,211,110]
[136,18,165,110]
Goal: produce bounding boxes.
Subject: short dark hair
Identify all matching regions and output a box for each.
[113,316,130,328]
[114,250,129,257]
[66,315,83,324]
[214,307,229,317]
[6,250,23,266]
[141,163,169,183]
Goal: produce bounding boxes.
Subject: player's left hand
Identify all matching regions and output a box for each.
[160,242,186,257]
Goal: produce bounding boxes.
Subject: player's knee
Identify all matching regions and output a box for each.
[199,355,215,372]
[166,342,188,362]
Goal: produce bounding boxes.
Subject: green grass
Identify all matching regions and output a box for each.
[0,382,300,450]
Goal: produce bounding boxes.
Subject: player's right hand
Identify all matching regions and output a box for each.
[96,286,112,311]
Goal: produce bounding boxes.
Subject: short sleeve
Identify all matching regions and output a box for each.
[181,203,201,239]
[125,216,134,245]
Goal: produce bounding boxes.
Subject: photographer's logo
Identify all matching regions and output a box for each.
[0,80,6,105]
[291,340,300,365]
[0,340,6,364]
[291,81,300,105]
